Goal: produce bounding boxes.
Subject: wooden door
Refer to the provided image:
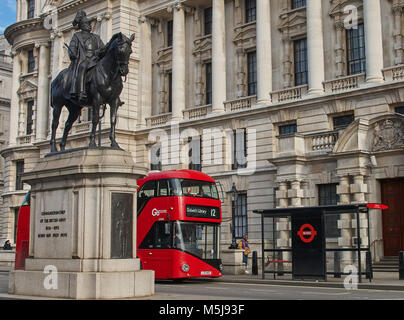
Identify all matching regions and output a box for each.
[381,179,404,257]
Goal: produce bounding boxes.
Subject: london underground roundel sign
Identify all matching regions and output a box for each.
[297,224,317,243]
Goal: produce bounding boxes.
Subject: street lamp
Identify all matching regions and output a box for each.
[229,183,238,249]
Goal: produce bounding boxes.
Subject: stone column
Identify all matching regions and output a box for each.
[306,0,325,95]
[16,0,21,21]
[211,0,226,113]
[36,43,50,142]
[139,16,152,127]
[363,0,384,83]
[256,0,272,103]
[171,3,186,121]
[9,51,22,146]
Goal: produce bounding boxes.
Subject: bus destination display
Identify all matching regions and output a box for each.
[186,205,220,219]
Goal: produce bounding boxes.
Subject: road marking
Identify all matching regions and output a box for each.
[301,291,351,296]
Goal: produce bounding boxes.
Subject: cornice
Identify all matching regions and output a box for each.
[4,18,48,46]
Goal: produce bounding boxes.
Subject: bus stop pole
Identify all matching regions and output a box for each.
[356,207,362,284]
[261,213,265,279]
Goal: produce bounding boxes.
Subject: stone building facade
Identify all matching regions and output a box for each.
[0,34,12,246]
[1,0,404,265]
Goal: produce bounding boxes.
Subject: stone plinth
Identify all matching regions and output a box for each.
[8,148,154,299]
[221,249,246,275]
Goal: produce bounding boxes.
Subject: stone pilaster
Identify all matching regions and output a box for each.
[393,5,404,65]
[282,33,292,88]
[276,181,291,273]
[288,180,304,207]
[337,175,353,268]
[334,21,346,77]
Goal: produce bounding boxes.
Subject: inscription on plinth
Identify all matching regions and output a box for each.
[34,191,72,259]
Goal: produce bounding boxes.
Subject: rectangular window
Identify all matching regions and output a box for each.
[233,129,247,170]
[26,100,34,135]
[167,20,173,47]
[333,114,354,130]
[16,160,24,191]
[204,7,212,36]
[27,50,35,73]
[245,0,256,23]
[279,123,297,135]
[14,208,19,243]
[189,136,202,172]
[347,23,366,75]
[233,193,248,239]
[318,184,340,238]
[294,38,308,86]
[168,72,172,113]
[205,62,212,105]
[291,0,306,9]
[395,106,404,115]
[247,51,257,96]
[27,0,35,19]
[150,143,162,171]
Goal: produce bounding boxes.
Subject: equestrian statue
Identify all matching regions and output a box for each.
[50,10,135,153]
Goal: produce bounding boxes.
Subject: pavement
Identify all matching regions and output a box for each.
[1,266,404,296]
[213,271,404,291]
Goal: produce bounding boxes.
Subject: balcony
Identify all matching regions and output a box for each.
[276,130,339,158]
[383,65,404,82]
[183,104,212,120]
[0,53,12,66]
[145,113,172,127]
[17,135,33,145]
[323,73,365,94]
[307,131,339,153]
[224,95,257,112]
[270,85,308,103]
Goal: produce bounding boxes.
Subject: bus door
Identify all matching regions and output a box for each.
[139,221,173,279]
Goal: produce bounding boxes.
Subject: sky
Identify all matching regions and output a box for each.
[0,0,17,34]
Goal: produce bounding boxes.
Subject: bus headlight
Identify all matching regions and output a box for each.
[181,264,190,272]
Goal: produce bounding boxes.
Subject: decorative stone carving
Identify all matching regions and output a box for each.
[371,118,404,151]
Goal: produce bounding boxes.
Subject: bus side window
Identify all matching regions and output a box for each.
[157,179,170,197]
[137,180,157,212]
[139,222,172,249]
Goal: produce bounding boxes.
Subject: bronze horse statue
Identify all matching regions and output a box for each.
[50,32,135,153]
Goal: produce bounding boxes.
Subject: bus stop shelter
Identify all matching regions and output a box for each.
[253,203,385,283]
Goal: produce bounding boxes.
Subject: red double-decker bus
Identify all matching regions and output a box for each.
[137,170,223,279]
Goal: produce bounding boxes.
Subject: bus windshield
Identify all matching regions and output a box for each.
[170,179,219,200]
[139,221,220,260]
[173,221,220,260]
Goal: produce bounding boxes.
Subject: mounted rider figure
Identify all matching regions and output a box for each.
[67,10,105,105]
